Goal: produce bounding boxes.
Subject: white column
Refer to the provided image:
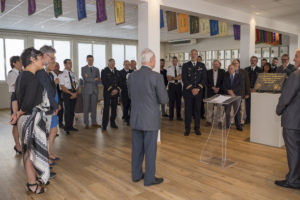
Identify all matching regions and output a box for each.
[138,0,161,143]
[289,33,300,63]
[240,19,256,68]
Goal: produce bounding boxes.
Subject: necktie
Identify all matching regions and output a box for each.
[230,74,234,86]
[69,72,75,91]
[174,66,178,83]
[90,67,93,73]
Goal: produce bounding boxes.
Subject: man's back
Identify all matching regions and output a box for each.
[128,66,168,131]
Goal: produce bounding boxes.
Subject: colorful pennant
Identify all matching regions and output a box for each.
[28,0,36,15]
[218,21,228,36]
[200,18,210,34]
[77,0,86,20]
[189,16,199,34]
[233,24,240,40]
[166,11,177,31]
[53,0,62,18]
[178,13,188,33]
[1,0,5,13]
[160,9,164,28]
[210,20,219,36]
[96,0,107,23]
[114,1,125,25]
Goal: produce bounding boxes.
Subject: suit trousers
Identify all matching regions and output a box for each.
[184,91,202,131]
[58,101,64,125]
[63,93,76,131]
[225,101,241,129]
[121,91,131,122]
[102,93,118,128]
[131,129,158,185]
[283,128,300,187]
[83,92,98,125]
[206,103,223,123]
[168,83,182,119]
[245,96,251,123]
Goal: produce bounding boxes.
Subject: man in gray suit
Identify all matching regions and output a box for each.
[128,48,169,186]
[275,49,300,189]
[81,55,101,129]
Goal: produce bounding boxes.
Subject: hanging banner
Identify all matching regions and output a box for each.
[233,24,240,40]
[28,0,36,15]
[279,34,282,45]
[200,18,210,34]
[160,9,164,28]
[53,0,62,18]
[1,0,5,13]
[178,13,188,33]
[190,16,199,34]
[77,0,86,20]
[255,29,259,43]
[218,21,228,36]
[96,0,107,23]
[210,19,219,36]
[166,11,177,31]
[259,30,264,43]
[275,32,279,45]
[114,1,125,25]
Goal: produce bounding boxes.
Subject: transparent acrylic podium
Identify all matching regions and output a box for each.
[200,95,241,168]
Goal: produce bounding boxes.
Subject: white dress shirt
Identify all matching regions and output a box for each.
[58,69,79,90]
[6,68,20,93]
[213,70,218,86]
[167,65,182,84]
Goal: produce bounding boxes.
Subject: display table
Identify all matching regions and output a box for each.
[250,93,284,147]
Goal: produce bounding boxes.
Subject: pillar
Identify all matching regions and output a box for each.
[240,18,256,68]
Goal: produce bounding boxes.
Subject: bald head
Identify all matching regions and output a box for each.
[294,49,300,69]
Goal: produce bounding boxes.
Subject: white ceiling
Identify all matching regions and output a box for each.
[0,0,299,42]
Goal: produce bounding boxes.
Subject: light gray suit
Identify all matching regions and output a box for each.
[128,66,169,185]
[81,65,100,125]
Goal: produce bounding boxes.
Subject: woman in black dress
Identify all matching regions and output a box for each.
[12,47,50,194]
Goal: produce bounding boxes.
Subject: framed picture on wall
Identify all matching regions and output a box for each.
[206,51,212,60]
[255,48,262,58]
[200,51,205,58]
[225,50,231,59]
[178,53,184,61]
[232,49,239,59]
[165,54,170,62]
[184,52,189,61]
[212,50,218,60]
[271,47,279,58]
[218,50,225,59]
[280,46,288,57]
[262,47,270,58]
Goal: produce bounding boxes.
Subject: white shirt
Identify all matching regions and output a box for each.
[58,69,79,90]
[213,70,218,86]
[167,65,182,84]
[251,66,256,71]
[7,68,20,93]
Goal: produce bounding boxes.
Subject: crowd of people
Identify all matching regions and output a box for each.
[5,45,298,193]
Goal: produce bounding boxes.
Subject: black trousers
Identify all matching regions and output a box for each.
[58,101,64,125]
[225,102,241,129]
[168,83,182,119]
[200,87,206,118]
[63,92,76,131]
[245,96,251,123]
[121,91,131,122]
[102,93,118,128]
[283,128,300,187]
[184,91,202,131]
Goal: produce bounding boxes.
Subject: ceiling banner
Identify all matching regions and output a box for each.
[114,1,125,25]
[96,0,107,23]
[178,13,188,33]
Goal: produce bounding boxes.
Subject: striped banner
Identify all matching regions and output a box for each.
[1,0,5,13]
[77,0,86,20]
[28,0,36,15]
[178,13,188,33]
[53,0,62,18]
[114,1,125,25]
[210,19,219,36]
[218,21,228,36]
[96,0,107,23]
[199,18,210,34]
[189,16,199,34]
[166,11,177,31]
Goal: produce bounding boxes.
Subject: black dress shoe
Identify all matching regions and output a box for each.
[65,130,70,135]
[275,180,300,189]
[59,123,65,129]
[102,127,107,131]
[195,130,202,135]
[70,127,78,131]
[133,174,144,182]
[184,130,190,136]
[162,114,169,117]
[111,124,118,129]
[177,118,183,121]
[236,127,243,131]
[144,177,164,186]
[50,172,56,179]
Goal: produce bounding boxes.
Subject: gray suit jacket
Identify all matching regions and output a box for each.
[81,65,100,95]
[128,66,169,131]
[276,69,300,130]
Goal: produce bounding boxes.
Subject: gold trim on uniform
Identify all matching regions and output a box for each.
[198,84,203,89]
[186,85,192,89]
[107,86,112,91]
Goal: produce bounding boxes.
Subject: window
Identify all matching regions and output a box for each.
[125,45,137,61]
[93,44,106,71]
[78,43,92,78]
[54,40,71,69]
[34,39,52,50]
[0,39,4,81]
[112,44,124,70]
[5,39,24,76]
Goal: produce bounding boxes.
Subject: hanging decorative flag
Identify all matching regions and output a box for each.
[190,16,199,34]
[210,19,219,36]
[273,32,276,44]
[255,29,259,43]
[96,0,107,23]
[200,18,210,34]
[279,34,282,45]
[166,11,177,31]
[259,30,264,43]
[268,31,272,44]
[178,13,188,33]
[53,0,62,18]
[275,32,279,45]
[28,0,36,15]
[114,1,125,25]
[265,31,268,43]
[1,0,5,13]
[218,21,228,36]
[160,9,164,28]
[233,24,240,40]
[77,0,86,20]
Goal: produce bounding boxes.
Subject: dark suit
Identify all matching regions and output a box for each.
[223,72,242,129]
[245,66,262,123]
[120,68,133,123]
[128,66,169,186]
[160,69,168,116]
[276,64,296,76]
[182,61,207,131]
[206,69,225,98]
[101,67,121,128]
[276,69,300,187]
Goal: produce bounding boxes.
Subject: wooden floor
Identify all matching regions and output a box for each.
[0,107,300,200]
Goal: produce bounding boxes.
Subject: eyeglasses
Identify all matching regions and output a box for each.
[47,54,56,61]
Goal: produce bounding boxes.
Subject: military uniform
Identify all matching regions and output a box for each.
[167,65,182,120]
[182,61,207,134]
[120,68,133,124]
[101,67,121,129]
